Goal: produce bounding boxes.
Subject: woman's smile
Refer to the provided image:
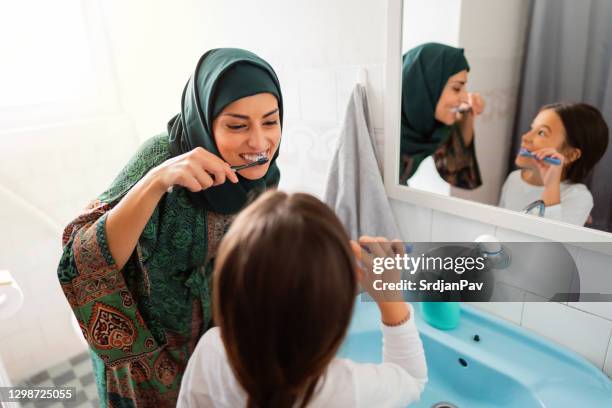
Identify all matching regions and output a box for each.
[238,149,270,164]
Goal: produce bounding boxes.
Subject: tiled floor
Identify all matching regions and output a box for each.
[16,352,99,408]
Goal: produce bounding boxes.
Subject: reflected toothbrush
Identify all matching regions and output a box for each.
[450,105,472,114]
[519,148,561,165]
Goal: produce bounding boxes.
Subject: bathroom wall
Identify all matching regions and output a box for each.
[451,0,531,205]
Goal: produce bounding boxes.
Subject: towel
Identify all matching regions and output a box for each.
[323,84,401,240]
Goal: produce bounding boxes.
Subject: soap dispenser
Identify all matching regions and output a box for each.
[421,302,460,330]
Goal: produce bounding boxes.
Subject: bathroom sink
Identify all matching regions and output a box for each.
[339,301,612,408]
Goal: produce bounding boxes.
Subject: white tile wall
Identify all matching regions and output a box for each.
[277,64,385,197]
[430,210,496,241]
[569,247,612,321]
[392,204,612,377]
[522,300,612,369]
[298,68,339,125]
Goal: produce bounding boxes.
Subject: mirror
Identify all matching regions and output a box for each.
[398,0,612,233]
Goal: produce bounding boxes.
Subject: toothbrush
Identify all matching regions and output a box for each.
[519,148,561,166]
[231,156,269,171]
[450,104,472,114]
[167,157,269,193]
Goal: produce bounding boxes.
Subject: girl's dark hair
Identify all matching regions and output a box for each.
[213,191,357,408]
[541,102,609,183]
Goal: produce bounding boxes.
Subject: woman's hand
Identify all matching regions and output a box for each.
[468,92,485,117]
[150,147,239,194]
[456,93,485,147]
[350,236,410,325]
[454,92,485,122]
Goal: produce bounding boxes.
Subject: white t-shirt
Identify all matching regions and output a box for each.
[177,304,427,408]
[499,170,593,226]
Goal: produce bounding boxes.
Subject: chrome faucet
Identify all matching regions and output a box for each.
[522,199,545,217]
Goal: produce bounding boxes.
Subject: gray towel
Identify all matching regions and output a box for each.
[323,84,401,240]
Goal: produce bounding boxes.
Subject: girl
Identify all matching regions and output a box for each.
[57,48,283,407]
[499,102,609,226]
[178,191,427,407]
[401,42,485,188]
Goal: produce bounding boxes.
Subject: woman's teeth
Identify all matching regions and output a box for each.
[240,151,267,163]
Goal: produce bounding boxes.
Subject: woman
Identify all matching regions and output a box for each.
[400,42,485,188]
[499,102,609,226]
[57,48,283,407]
[178,191,427,407]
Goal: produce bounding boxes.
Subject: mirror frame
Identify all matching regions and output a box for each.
[383,0,612,254]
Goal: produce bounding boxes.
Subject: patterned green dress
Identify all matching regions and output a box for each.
[57,133,264,407]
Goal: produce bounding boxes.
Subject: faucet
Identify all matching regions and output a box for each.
[522,199,545,217]
[474,234,511,270]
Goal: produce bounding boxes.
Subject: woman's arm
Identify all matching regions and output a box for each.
[104,170,166,270]
[457,92,485,147]
[459,112,475,147]
[105,147,238,270]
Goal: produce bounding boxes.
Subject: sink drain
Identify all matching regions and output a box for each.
[431,403,458,408]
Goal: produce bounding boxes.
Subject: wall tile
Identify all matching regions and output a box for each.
[275,65,302,121]
[431,210,495,241]
[468,302,524,325]
[467,283,525,324]
[298,68,338,124]
[334,66,361,122]
[568,247,612,320]
[522,300,612,368]
[389,199,432,241]
[364,64,385,131]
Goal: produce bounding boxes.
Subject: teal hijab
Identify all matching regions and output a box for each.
[168,48,283,214]
[400,43,470,181]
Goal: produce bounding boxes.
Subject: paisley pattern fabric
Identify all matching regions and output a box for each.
[432,126,482,189]
[57,133,267,407]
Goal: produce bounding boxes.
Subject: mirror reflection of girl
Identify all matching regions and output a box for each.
[57,48,283,407]
[400,42,485,187]
[178,191,427,408]
[499,103,609,226]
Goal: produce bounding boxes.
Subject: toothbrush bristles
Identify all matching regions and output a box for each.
[231,157,269,171]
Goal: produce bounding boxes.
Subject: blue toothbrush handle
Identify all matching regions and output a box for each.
[519,149,561,166]
[542,156,561,165]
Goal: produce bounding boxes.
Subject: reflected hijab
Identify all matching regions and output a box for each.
[400,43,470,181]
[168,48,283,214]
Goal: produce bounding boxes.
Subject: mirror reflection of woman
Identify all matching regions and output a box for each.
[400,42,485,188]
[499,102,609,226]
[56,48,283,407]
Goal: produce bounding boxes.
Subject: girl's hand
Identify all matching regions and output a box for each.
[533,147,565,187]
[150,147,239,194]
[350,236,410,325]
[350,236,405,303]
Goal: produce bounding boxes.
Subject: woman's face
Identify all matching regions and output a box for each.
[212,92,281,180]
[434,70,469,125]
[515,108,579,169]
